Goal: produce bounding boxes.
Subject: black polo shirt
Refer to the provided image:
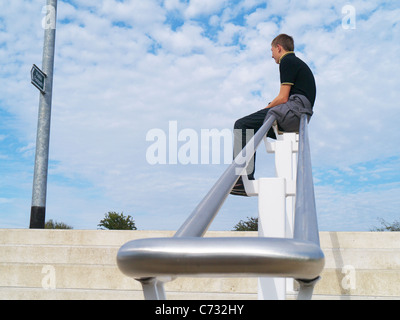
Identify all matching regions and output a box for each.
[280,52,316,107]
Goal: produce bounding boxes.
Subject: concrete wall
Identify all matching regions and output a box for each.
[0,229,399,300]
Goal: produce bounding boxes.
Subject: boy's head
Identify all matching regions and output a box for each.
[271,34,294,64]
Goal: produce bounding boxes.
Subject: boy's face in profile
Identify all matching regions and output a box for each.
[271,45,283,64]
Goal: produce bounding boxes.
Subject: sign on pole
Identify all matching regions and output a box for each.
[31,64,47,94]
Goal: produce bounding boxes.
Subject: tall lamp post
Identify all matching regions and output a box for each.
[30,0,58,229]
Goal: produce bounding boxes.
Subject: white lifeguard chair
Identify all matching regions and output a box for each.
[242,121,299,300]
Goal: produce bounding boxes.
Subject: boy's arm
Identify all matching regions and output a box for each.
[265,84,291,109]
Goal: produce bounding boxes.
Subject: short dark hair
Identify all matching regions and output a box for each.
[271,34,295,52]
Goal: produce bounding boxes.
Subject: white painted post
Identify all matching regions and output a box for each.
[267,132,298,237]
[243,127,299,300]
[257,177,286,300]
[265,131,299,296]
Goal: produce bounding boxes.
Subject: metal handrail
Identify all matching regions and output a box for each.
[174,115,277,238]
[118,237,324,279]
[117,113,324,300]
[294,115,321,246]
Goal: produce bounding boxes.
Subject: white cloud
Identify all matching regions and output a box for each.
[164,0,186,12]
[184,0,228,19]
[0,198,12,204]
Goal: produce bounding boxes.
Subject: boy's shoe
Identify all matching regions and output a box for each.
[230,177,248,197]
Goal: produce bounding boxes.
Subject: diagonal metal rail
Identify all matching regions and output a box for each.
[117,114,324,300]
[174,115,277,238]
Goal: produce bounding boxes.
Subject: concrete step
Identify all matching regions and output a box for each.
[0,244,119,265]
[0,230,399,300]
[0,262,257,294]
[2,287,399,300]
[1,259,399,298]
[0,287,258,300]
[0,287,143,300]
[316,268,400,297]
[0,263,138,291]
[0,229,255,246]
[0,229,174,246]
[320,232,400,249]
[2,244,399,272]
[2,286,398,301]
[323,248,400,270]
[1,230,399,252]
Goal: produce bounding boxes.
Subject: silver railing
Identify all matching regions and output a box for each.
[117,114,325,300]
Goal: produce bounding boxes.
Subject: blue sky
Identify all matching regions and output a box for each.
[0,0,399,232]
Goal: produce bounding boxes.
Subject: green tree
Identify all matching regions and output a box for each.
[45,219,73,229]
[98,212,137,230]
[371,218,400,232]
[233,217,258,231]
